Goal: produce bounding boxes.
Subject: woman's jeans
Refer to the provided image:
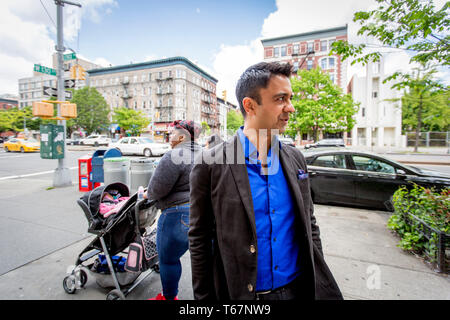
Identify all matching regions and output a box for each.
[156,203,190,298]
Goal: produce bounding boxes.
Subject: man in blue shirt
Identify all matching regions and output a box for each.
[189,62,343,300]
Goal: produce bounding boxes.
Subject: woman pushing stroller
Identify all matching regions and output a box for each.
[144,120,202,300]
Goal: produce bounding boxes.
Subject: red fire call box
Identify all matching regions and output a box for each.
[78,155,94,192]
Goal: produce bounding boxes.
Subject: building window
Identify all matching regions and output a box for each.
[320,57,336,70]
[373,62,380,74]
[307,42,314,53]
[329,57,335,68]
[274,47,279,57]
[293,61,299,71]
[281,46,287,57]
[307,59,313,70]
[293,44,299,55]
[321,40,327,51]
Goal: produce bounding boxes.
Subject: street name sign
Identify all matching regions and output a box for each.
[43,86,73,100]
[34,64,57,76]
[63,53,76,61]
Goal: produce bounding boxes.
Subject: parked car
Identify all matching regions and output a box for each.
[109,137,170,157]
[304,138,345,149]
[3,137,40,153]
[303,149,450,211]
[79,135,111,147]
[278,136,295,147]
[66,138,81,145]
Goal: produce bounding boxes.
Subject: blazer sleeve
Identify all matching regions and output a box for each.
[188,159,216,300]
[293,147,324,255]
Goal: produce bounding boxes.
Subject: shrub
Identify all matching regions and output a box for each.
[387,183,449,264]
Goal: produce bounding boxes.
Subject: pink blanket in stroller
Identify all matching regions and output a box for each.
[99,194,130,218]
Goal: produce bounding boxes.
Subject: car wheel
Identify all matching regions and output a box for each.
[20,147,25,153]
[144,148,152,157]
[80,141,84,145]
[4,147,9,152]
[94,142,99,147]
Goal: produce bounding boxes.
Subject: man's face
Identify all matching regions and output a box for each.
[250,75,294,134]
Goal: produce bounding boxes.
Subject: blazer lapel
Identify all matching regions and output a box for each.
[224,135,256,235]
[279,146,308,229]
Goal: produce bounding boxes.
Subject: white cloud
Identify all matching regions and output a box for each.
[213,40,264,105]
[0,0,117,95]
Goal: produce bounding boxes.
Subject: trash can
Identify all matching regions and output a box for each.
[130,158,156,194]
[92,148,122,185]
[103,157,130,187]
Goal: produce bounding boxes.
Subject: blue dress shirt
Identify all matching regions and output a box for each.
[237,127,301,291]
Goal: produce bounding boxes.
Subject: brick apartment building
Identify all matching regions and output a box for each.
[0,98,18,110]
[261,25,348,91]
[261,25,350,143]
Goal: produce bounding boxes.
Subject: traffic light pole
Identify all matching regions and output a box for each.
[53,0,81,187]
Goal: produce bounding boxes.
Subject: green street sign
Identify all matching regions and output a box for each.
[63,53,76,61]
[34,64,56,76]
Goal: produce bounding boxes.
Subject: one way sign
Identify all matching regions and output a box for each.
[64,79,75,88]
[43,86,72,100]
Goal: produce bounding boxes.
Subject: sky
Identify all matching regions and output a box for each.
[0,0,448,105]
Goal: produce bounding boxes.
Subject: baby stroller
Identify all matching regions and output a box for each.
[63,182,160,300]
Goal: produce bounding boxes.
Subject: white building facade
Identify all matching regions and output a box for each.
[348,58,404,148]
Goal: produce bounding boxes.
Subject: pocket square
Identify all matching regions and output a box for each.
[297,169,308,180]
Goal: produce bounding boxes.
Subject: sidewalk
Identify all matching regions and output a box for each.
[0,176,448,300]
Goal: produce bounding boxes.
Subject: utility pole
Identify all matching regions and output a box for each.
[53,0,81,187]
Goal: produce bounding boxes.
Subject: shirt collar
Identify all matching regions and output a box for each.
[237,126,282,164]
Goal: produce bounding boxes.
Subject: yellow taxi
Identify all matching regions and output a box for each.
[4,137,40,153]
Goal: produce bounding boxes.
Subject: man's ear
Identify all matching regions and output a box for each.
[242,97,257,116]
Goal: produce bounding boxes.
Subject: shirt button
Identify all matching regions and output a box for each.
[247,283,254,292]
[271,209,275,214]
[249,245,256,254]
[274,266,279,271]
[273,238,276,242]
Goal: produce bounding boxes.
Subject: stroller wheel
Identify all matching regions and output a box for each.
[78,269,88,288]
[106,289,126,300]
[63,275,77,294]
[152,263,160,273]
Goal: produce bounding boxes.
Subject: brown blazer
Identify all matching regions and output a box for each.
[189,134,343,300]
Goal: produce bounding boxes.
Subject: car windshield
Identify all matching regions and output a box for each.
[25,138,38,143]
[139,138,154,144]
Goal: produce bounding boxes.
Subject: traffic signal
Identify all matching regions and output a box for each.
[222,90,227,101]
[69,65,86,80]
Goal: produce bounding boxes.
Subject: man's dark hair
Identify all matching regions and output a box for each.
[235,62,293,118]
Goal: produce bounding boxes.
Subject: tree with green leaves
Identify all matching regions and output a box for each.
[331,0,449,73]
[389,66,448,151]
[112,107,150,136]
[201,121,211,136]
[70,87,110,135]
[226,110,244,133]
[287,67,360,142]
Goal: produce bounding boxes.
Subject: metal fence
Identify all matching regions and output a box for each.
[406,131,450,147]
[402,212,449,274]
